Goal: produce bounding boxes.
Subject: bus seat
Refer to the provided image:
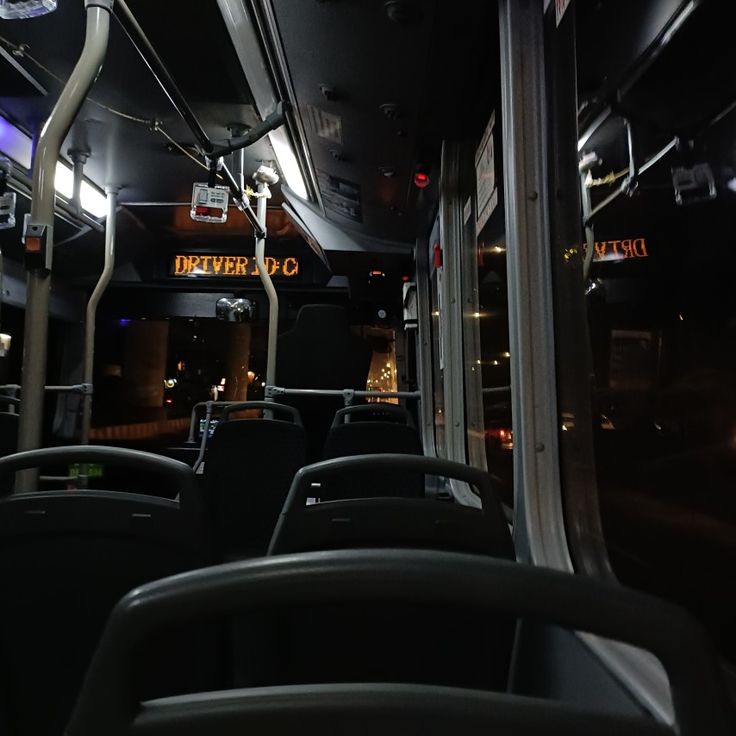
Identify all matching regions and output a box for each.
[230,455,515,692]
[276,305,372,462]
[268,454,513,559]
[0,412,18,459]
[0,447,220,736]
[66,550,731,736]
[203,402,306,558]
[321,405,423,499]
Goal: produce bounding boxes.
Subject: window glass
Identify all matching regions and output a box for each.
[429,235,446,456]
[577,116,736,664]
[463,114,514,506]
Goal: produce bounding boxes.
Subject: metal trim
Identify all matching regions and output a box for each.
[499,0,571,570]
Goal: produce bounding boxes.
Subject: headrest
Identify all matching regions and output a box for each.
[291,304,349,334]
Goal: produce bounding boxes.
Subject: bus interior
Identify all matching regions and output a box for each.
[0,0,734,734]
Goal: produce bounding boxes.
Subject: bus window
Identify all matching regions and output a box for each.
[566,1,736,667]
[362,326,399,403]
[462,111,513,507]
[428,218,446,457]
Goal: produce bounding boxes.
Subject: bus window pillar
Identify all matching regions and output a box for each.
[17,0,114,491]
[498,0,570,570]
[223,323,252,402]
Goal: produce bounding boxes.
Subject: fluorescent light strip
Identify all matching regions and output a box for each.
[0,115,33,169]
[54,161,108,218]
[0,114,107,218]
[269,127,309,200]
[216,0,310,201]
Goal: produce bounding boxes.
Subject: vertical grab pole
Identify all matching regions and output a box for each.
[581,174,596,280]
[253,167,280,394]
[80,186,119,445]
[17,0,114,492]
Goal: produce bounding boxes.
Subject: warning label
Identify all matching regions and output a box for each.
[318,171,362,222]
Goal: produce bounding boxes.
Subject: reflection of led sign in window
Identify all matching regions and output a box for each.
[172,254,300,278]
[586,238,649,262]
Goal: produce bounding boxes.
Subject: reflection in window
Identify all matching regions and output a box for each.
[473,236,513,506]
[580,131,736,665]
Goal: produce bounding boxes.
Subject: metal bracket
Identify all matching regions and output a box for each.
[265,385,283,399]
[342,389,355,406]
[207,103,289,159]
[85,0,115,10]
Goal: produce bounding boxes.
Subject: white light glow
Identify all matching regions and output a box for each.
[54,161,108,218]
[269,127,309,200]
[0,115,32,169]
[661,0,696,46]
[0,0,57,19]
[1,116,108,218]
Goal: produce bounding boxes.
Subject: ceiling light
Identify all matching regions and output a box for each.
[269,127,308,200]
[0,0,56,20]
[0,116,107,217]
[0,115,32,169]
[54,162,108,218]
[217,0,310,201]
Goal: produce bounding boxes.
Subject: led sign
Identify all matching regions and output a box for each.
[172,254,300,278]
[587,238,648,262]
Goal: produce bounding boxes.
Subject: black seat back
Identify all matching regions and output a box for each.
[268,454,513,559]
[203,402,306,557]
[276,305,372,461]
[67,550,732,736]
[322,405,423,499]
[0,413,18,458]
[260,455,515,691]
[0,447,216,736]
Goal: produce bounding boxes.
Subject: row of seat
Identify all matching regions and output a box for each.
[202,401,424,557]
[0,445,509,735]
[0,447,731,736]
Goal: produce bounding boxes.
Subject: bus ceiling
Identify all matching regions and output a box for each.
[0,0,500,254]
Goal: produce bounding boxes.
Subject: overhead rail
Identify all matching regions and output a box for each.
[17,0,115,491]
[580,126,677,279]
[113,0,287,239]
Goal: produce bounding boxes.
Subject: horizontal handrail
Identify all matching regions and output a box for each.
[266,385,421,406]
[66,549,731,736]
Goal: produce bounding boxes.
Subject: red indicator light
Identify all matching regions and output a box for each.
[195,206,211,216]
[165,398,173,405]
[370,270,385,277]
[414,171,430,189]
[25,236,42,253]
[401,275,410,282]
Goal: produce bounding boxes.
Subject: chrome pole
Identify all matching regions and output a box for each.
[80,186,119,445]
[17,0,114,491]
